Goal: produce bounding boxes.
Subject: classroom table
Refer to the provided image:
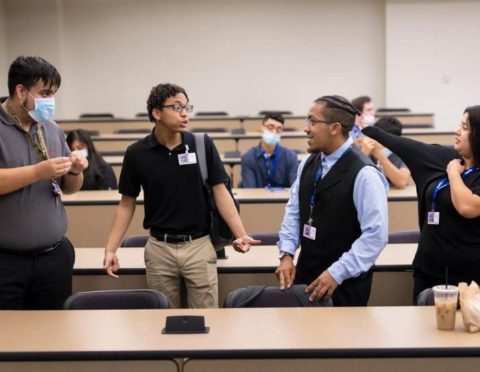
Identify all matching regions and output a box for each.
[0,306,478,372]
[72,244,416,307]
[62,186,419,247]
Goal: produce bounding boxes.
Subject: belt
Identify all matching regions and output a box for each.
[152,231,209,244]
[0,238,64,256]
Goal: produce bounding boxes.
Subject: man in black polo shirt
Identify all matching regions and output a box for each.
[104,83,259,308]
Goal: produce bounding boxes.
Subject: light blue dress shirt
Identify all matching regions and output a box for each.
[277,137,389,285]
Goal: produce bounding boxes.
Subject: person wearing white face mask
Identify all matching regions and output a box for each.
[0,56,88,310]
[241,112,299,188]
[359,116,411,189]
[350,96,375,141]
[66,129,117,190]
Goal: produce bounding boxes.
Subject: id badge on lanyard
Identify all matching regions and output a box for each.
[178,144,197,165]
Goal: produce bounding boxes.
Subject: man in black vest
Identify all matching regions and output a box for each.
[275,95,388,306]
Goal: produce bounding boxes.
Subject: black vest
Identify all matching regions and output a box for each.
[296,146,373,284]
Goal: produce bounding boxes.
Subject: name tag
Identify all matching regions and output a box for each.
[303,224,317,240]
[178,153,197,165]
[427,211,440,225]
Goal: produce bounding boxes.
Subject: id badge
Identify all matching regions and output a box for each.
[178,152,197,165]
[427,211,440,225]
[303,224,317,240]
[52,181,63,196]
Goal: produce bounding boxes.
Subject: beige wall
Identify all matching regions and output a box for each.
[2,0,385,119]
[386,0,480,130]
[0,0,7,93]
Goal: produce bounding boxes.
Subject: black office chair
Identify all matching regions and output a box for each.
[63,289,169,310]
[224,285,332,308]
[79,113,115,119]
[258,110,292,116]
[388,230,420,244]
[282,126,297,132]
[224,151,242,158]
[376,108,411,113]
[121,234,149,247]
[64,129,99,137]
[99,150,125,156]
[416,288,434,306]
[113,128,151,134]
[135,112,149,118]
[190,127,229,133]
[250,232,279,245]
[195,111,229,116]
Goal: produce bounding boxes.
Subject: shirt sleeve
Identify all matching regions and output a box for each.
[240,150,257,188]
[205,134,229,186]
[277,155,311,255]
[286,150,299,187]
[327,166,389,284]
[118,147,141,197]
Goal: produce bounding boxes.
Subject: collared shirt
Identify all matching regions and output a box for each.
[0,97,70,251]
[241,143,299,188]
[277,137,389,284]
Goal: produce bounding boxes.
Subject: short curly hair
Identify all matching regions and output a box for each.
[146,83,189,123]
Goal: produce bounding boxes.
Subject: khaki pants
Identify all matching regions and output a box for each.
[144,235,218,308]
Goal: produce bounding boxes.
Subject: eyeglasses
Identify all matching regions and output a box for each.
[305,117,336,127]
[161,104,194,113]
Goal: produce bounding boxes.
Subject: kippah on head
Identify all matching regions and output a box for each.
[316,95,362,116]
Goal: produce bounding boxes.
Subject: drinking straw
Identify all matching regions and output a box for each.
[445,267,449,289]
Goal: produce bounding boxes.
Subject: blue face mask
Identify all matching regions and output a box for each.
[383,148,393,158]
[25,91,56,123]
[262,130,281,146]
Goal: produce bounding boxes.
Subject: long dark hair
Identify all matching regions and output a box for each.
[66,129,108,187]
[465,105,480,165]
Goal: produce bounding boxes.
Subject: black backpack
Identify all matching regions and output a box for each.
[194,133,240,258]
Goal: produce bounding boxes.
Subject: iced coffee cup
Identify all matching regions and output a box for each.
[433,285,459,330]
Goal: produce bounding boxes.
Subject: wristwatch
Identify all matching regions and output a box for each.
[279,251,294,260]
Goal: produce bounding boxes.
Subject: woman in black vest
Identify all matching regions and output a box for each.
[362,106,480,302]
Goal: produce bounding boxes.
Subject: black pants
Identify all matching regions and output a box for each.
[295,270,373,306]
[0,238,75,310]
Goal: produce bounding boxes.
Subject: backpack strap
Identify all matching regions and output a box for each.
[194,132,208,185]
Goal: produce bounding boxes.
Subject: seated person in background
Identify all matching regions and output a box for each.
[359,116,411,189]
[351,95,375,141]
[241,112,298,188]
[66,129,117,190]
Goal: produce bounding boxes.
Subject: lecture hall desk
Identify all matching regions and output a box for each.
[72,244,416,307]
[1,306,479,372]
[62,186,418,247]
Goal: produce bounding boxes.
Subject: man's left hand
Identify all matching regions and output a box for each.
[69,150,89,174]
[305,270,338,302]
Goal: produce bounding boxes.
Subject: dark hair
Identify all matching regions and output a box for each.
[8,56,61,97]
[351,96,372,113]
[262,112,285,125]
[374,116,403,136]
[314,95,360,137]
[464,105,480,165]
[146,83,189,123]
[66,129,108,187]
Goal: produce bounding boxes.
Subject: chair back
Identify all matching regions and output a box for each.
[114,129,151,134]
[191,127,229,133]
[250,232,279,245]
[416,288,434,306]
[388,230,420,244]
[121,234,148,247]
[63,289,169,310]
[195,111,229,116]
[376,108,410,113]
[258,110,292,116]
[79,113,115,119]
[224,285,332,308]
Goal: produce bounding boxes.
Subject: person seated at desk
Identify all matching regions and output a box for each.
[241,112,298,188]
[66,129,117,190]
[350,95,375,141]
[360,105,480,302]
[358,116,411,189]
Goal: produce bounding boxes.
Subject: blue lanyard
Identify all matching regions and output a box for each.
[262,145,280,188]
[431,165,478,210]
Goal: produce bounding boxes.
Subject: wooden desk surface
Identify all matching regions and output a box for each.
[73,244,416,275]
[0,306,477,361]
[61,185,417,205]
